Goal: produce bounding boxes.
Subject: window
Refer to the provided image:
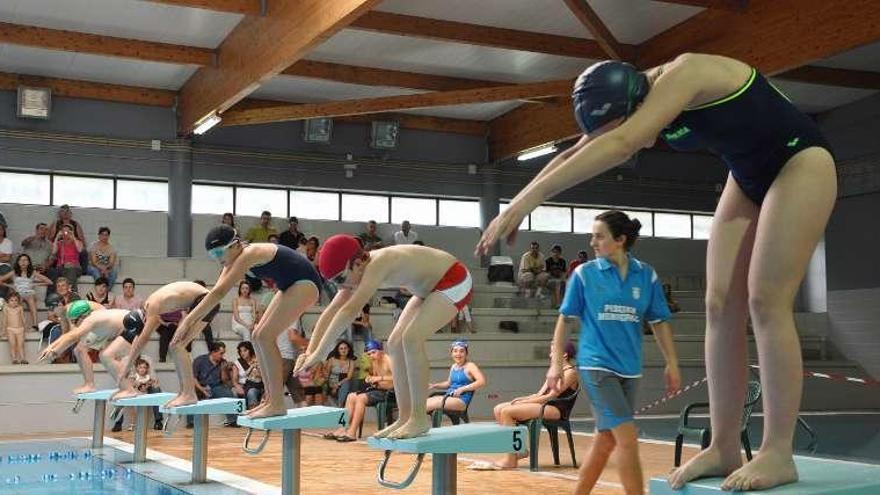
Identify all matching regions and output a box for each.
[438,199,480,228]
[341,193,389,223]
[235,187,287,218]
[391,197,436,225]
[654,212,691,238]
[0,172,50,205]
[572,208,606,233]
[192,184,233,215]
[692,215,713,240]
[530,205,571,232]
[53,175,113,208]
[623,210,654,237]
[499,203,529,230]
[291,190,339,221]
[116,180,168,212]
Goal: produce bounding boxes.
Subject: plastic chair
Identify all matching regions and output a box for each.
[674,380,762,467]
[518,389,579,472]
[430,391,471,427]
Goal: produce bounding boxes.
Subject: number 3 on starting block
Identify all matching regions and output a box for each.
[236,401,243,413]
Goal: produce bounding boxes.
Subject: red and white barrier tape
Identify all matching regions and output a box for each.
[635,377,708,415]
[749,364,880,387]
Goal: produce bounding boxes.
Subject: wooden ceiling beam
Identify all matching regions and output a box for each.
[232,98,488,136]
[145,0,264,15]
[177,0,381,135]
[221,79,572,126]
[650,0,747,11]
[489,0,880,161]
[349,10,635,59]
[562,0,631,61]
[0,71,176,107]
[282,60,509,91]
[776,66,880,91]
[0,21,213,66]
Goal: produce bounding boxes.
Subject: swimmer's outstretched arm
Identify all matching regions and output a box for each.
[38,318,94,362]
[304,288,352,355]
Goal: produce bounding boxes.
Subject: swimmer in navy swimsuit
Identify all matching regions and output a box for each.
[478,54,837,492]
[175,225,320,419]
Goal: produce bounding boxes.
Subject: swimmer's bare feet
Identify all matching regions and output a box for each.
[387,418,431,440]
[247,399,287,419]
[373,419,404,439]
[73,384,97,394]
[668,445,742,490]
[163,393,198,409]
[721,448,798,491]
[110,388,141,401]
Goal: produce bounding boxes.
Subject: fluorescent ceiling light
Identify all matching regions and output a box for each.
[517,144,558,162]
[193,113,222,135]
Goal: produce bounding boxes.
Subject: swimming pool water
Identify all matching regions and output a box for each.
[0,438,186,494]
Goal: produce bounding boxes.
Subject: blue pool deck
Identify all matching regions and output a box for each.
[0,437,276,495]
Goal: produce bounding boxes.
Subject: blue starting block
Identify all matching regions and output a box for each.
[160,398,245,484]
[113,393,176,463]
[368,423,528,495]
[649,455,880,495]
[73,389,118,449]
[238,406,346,495]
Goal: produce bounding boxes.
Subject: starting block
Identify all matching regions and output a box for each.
[650,455,880,495]
[113,392,176,463]
[238,406,347,495]
[73,389,118,449]
[160,397,245,484]
[368,423,528,495]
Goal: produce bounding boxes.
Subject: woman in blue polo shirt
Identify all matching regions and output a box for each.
[549,210,681,495]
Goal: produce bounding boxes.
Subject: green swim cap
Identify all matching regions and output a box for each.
[66,300,93,321]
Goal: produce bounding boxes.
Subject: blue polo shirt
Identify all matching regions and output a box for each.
[559,254,671,377]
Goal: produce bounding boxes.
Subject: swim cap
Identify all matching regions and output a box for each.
[205,225,238,259]
[450,340,469,351]
[572,60,649,134]
[66,300,93,321]
[364,339,383,353]
[123,309,145,334]
[318,234,362,280]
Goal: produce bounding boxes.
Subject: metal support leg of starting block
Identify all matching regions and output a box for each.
[431,453,457,495]
[74,389,118,449]
[160,397,245,484]
[238,406,346,495]
[114,392,177,464]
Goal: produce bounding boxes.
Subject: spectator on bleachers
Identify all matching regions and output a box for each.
[545,245,568,308]
[231,280,258,341]
[3,292,27,364]
[322,340,393,442]
[221,212,236,229]
[233,341,263,410]
[323,340,357,407]
[427,340,486,418]
[567,250,589,279]
[244,210,277,243]
[20,223,52,274]
[45,277,81,363]
[0,223,13,277]
[518,241,549,298]
[474,342,580,470]
[350,303,372,342]
[189,341,238,428]
[305,236,320,268]
[48,205,86,243]
[114,358,164,431]
[0,254,52,329]
[267,234,280,244]
[113,278,144,311]
[279,216,306,250]
[278,320,307,407]
[358,220,384,250]
[295,363,325,406]
[393,220,418,245]
[87,227,118,289]
[49,225,84,292]
[86,277,115,309]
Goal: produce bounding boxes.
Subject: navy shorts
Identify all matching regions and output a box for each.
[580,369,638,431]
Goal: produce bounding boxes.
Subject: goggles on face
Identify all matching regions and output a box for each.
[332,264,352,285]
[207,238,238,261]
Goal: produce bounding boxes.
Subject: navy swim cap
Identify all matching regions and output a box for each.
[572,61,649,134]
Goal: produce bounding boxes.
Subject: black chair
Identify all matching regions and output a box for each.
[430,391,471,427]
[674,380,762,467]
[518,390,579,472]
[357,389,397,438]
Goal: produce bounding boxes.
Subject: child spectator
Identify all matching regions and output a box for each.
[114,358,164,431]
[4,292,27,364]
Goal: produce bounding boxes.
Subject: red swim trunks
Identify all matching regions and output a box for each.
[432,261,473,310]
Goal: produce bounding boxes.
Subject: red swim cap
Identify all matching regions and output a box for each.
[318,234,362,280]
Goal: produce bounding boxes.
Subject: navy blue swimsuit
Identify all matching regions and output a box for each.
[661,68,833,204]
[248,245,322,292]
